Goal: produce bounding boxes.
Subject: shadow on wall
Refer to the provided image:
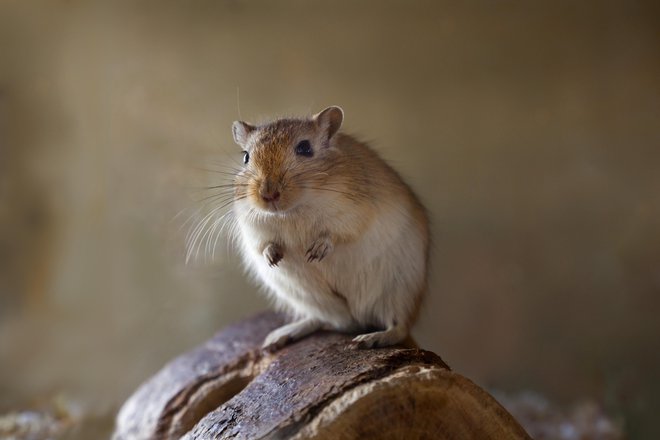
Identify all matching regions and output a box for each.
[0,1,658,438]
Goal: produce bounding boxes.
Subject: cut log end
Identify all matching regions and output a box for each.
[113,312,531,440]
[289,364,530,440]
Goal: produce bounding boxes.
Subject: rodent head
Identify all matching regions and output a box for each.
[231,106,344,213]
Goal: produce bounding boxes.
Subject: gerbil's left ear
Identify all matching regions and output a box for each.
[313,106,344,140]
[232,121,255,147]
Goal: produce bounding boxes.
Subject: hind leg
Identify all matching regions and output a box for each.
[262,317,322,351]
[352,321,408,349]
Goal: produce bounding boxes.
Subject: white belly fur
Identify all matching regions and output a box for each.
[236,199,426,332]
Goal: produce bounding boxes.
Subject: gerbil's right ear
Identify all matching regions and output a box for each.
[232,121,255,147]
[313,106,344,140]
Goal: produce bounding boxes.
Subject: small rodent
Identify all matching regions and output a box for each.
[230,106,429,349]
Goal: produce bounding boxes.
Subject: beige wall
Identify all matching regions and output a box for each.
[1,1,658,437]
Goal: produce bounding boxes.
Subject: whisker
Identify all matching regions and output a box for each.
[184,193,250,263]
[201,183,248,190]
[193,190,239,204]
[200,194,247,259]
[297,185,362,199]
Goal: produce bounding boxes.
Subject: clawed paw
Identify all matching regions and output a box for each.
[351,328,405,349]
[262,327,293,351]
[262,320,321,351]
[306,236,333,262]
[351,333,383,349]
[263,243,283,267]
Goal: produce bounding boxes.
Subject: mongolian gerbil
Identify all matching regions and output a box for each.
[230,106,429,349]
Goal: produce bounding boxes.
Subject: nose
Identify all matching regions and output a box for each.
[261,189,280,203]
[259,179,281,203]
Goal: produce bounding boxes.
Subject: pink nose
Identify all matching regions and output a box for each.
[261,190,280,203]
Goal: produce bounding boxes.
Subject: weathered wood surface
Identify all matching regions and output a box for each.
[113,312,531,440]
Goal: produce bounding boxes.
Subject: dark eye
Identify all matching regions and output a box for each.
[295,140,313,157]
[242,151,249,164]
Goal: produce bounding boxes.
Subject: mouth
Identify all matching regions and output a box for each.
[258,199,284,213]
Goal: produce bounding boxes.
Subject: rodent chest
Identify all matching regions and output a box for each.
[256,213,327,243]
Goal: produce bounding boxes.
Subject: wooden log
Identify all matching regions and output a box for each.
[113,312,531,440]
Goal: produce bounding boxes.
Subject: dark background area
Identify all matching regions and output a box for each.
[1,1,658,438]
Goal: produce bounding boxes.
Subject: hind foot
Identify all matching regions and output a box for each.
[352,324,407,349]
[262,318,321,351]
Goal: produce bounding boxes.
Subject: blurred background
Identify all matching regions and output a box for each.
[1,1,658,438]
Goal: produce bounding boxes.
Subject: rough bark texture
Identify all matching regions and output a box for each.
[113,312,531,440]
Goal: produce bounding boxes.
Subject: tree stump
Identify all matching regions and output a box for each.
[113,312,531,439]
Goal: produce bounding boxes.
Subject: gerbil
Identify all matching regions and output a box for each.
[230,106,429,349]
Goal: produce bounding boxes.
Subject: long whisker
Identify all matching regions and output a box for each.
[200,183,247,190]
[184,187,250,263]
[187,198,234,262]
[193,189,240,203]
[297,185,364,199]
[176,191,235,232]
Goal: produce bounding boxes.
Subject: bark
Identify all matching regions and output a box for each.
[113,312,531,440]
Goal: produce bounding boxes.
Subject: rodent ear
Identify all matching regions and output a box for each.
[232,121,255,147]
[313,106,344,140]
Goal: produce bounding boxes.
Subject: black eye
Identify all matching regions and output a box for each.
[295,140,313,157]
[242,151,250,164]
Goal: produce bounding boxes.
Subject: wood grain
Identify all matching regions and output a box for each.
[113,312,531,440]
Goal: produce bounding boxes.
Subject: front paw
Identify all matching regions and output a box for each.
[263,243,283,267]
[306,236,333,262]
